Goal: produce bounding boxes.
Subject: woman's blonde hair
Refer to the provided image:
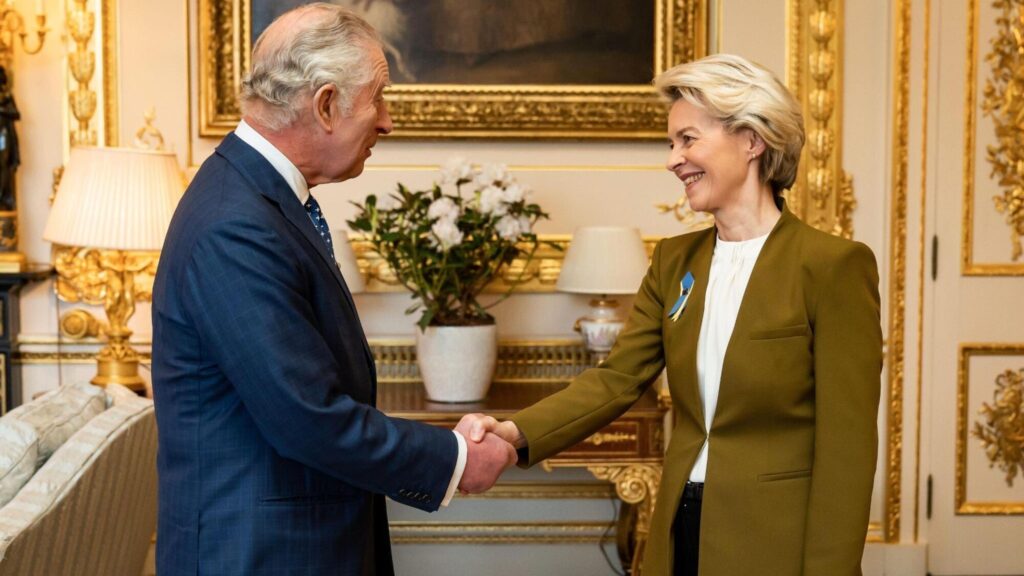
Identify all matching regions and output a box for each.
[654,54,805,198]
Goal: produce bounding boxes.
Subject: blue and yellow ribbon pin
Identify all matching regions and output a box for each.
[667,272,695,322]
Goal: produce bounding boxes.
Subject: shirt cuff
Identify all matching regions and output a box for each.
[442,430,468,506]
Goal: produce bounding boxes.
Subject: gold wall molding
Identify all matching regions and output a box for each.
[65,0,118,148]
[101,0,118,146]
[67,0,96,146]
[963,0,1024,275]
[956,343,1024,514]
[913,0,933,543]
[350,234,658,294]
[459,482,615,500]
[195,0,707,139]
[787,0,856,238]
[883,0,912,543]
[388,521,614,545]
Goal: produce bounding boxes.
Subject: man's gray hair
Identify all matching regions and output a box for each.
[240,3,381,131]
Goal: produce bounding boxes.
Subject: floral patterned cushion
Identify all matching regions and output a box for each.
[4,383,106,469]
[0,419,38,508]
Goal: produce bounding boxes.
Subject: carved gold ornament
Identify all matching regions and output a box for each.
[787,0,855,238]
[53,246,158,392]
[981,0,1024,261]
[587,464,661,576]
[972,368,1024,487]
[67,0,96,146]
[196,0,707,139]
[583,432,638,447]
[349,234,656,294]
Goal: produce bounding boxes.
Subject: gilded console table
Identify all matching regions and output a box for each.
[379,379,666,575]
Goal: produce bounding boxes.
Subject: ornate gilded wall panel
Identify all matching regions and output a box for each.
[195,0,707,139]
[957,344,1024,514]
[963,0,1024,275]
[787,0,856,238]
[350,234,658,294]
[65,0,118,148]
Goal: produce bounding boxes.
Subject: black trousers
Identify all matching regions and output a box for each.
[673,482,703,576]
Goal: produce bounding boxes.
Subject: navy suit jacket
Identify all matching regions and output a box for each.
[152,133,458,576]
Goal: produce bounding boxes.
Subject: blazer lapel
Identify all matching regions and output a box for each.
[215,133,376,375]
[671,230,715,430]
[712,206,799,426]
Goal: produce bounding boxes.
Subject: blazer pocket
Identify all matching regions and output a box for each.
[749,324,809,340]
[758,469,812,483]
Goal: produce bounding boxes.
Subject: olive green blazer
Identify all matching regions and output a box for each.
[511,207,882,576]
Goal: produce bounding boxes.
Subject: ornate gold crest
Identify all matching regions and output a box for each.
[972,367,1024,487]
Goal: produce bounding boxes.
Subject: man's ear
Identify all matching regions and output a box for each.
[312,84,337,132]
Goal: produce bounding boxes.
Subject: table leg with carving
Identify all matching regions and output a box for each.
[587,464,661,576]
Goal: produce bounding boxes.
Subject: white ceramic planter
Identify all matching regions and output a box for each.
[415,324,497,403]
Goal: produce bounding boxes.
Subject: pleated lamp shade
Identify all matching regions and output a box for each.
[332,229,365,294]
[556,227,649,295]
[44,146,185,251]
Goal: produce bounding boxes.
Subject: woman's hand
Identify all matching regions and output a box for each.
[455,413,525,449]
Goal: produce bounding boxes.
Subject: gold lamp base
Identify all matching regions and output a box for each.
[91,351,146,391]
[53,247,158,395]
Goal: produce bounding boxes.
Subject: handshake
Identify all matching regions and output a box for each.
[454,414,524,495]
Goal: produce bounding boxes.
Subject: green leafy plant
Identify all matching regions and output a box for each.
[348,158,549,330]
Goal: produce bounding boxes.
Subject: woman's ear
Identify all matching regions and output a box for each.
[747,130,767,160]
[312,84,337,132]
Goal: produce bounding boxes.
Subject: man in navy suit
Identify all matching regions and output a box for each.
[151,4,517,575]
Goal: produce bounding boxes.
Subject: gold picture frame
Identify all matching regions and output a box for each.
[196,0,708,139]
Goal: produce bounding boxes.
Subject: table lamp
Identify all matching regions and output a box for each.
[332,229,366,293]
[557,227,649,362]
[43,145,184,391]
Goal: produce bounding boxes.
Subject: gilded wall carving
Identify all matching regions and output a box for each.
[957,344,1024,515]
[972,367,1024,487]
[981,0,1024,263]
[787,0,856,238]
[964,0,1024,274]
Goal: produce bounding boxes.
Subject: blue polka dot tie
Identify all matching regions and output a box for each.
[304,194,335,260]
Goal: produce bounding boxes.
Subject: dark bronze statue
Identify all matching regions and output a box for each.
[0,66,20,212]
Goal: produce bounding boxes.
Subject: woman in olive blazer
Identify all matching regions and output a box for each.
[462,54,882,576]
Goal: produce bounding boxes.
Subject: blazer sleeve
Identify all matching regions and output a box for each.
[181,215,457,512]
[802,241,883,575]
[510,240,667,466]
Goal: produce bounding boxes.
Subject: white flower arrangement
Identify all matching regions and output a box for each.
[348,158,549,328]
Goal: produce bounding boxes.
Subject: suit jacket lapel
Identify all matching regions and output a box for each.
[215,133,376,377]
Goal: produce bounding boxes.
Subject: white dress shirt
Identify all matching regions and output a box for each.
[688,232,770,483]
[234,121,468,505]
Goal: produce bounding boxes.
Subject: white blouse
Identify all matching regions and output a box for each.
[688,232,770,483]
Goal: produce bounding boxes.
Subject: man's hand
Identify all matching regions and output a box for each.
[455,413,525,449]
[457,431,517,494]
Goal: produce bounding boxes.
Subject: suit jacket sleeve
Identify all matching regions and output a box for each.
[802,241,883,574]
[510,241,667,466]
[181,215,457,512]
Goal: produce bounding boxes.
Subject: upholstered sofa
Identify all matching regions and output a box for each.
[0,383,157,576]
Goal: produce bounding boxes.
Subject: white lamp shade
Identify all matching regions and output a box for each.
[44,146,185,251]
[332,230,365,294]
[556,227,649,295]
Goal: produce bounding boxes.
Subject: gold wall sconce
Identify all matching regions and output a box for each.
[44,140,183,391]
[0,0,47,65]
